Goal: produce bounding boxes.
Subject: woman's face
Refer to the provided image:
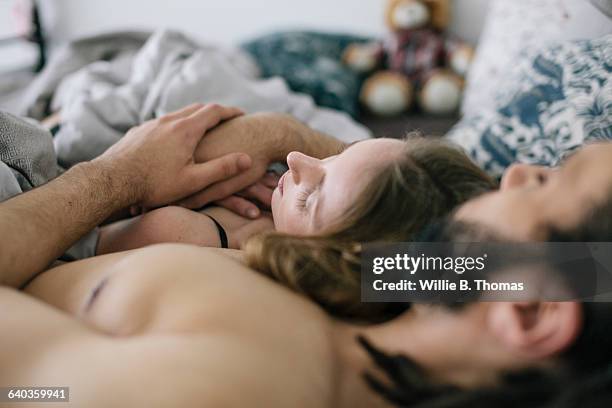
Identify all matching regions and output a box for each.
[455,143,612,239]
[271,139,404,235]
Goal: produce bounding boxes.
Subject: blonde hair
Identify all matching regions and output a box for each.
[246,137,496,322]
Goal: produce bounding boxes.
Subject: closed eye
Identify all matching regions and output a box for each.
[296,173,325,213]
[296,188,313,211]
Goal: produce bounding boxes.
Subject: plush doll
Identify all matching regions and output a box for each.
[343,0,474,116]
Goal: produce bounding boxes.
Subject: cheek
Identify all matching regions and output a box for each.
[271,188,280,214]
[271,188,283,229]
[271,196,310,235]
[275,210,305,234]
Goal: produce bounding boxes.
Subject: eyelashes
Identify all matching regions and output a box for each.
[296,188,313,211]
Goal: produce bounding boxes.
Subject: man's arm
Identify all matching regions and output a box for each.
[0,104,251,288]
[177,112,346,211]
[247,112,347,161]
[197,112,345,163]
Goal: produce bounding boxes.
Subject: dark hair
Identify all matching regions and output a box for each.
[362,195,612,407]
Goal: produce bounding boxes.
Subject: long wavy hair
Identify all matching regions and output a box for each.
[245,136,496,322]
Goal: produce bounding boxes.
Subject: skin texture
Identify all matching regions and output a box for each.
[0,103,251,288]
[187,112,346,216]
[455,143,612,240]
[97,138,404,253]
[16,244,582,407]
[2,119,603,407]
[10,246,348,408]
[272,138,405,234]
[97,113,352,253]
[97,205,276,254]
[2,105,607,406]
[0,104,368,407]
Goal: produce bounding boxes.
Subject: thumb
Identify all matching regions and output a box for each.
[185,152,252,196]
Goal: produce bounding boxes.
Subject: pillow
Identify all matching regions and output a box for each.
[242,31,372,118]
[447,34,612,178]
[591,0,612,18]
[462,0,612,116]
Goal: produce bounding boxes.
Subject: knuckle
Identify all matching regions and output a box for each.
[170,119,188,132]
[207,103,223,115]
[158,115,173,124]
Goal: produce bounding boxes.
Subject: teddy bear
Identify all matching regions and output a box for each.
[343,0,474,116]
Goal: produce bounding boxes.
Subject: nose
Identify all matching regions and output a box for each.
[286,151,324,185]
[501,164,552,190]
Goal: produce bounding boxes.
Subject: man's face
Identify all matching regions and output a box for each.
[455,143,612,240]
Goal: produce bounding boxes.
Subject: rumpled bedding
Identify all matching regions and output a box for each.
[23,30,371,168]
[0,112,98,260]
[2,29,371,260]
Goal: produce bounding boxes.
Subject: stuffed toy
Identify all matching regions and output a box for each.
[343,0,474,116]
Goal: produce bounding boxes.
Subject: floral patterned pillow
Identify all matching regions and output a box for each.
[462,0,612,116]
[242,31,372,118]
[447,34,612,178]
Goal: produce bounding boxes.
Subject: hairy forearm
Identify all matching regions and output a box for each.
[0,103,250,286]
[196,113,346,164]
[0,160,137,288]
[275,113,346,160]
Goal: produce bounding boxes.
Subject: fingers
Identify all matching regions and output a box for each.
[183,153,252,203]
[162,103,207,121]
[240,182,274,209]
[261,172,281,189]
[185,104,244,141]
[215,196,261,219]
[178,169,262,209]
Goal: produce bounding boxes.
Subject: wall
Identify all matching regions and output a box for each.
[41,0,491,47]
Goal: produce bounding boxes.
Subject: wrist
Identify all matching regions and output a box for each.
[81,158,145,208]
[271,115,304,162]
[262,113,345,161]
[258,113,316,161]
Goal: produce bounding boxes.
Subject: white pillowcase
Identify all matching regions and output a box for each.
[462,0,612,116]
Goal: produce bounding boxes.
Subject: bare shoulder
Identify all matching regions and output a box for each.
[107,333,332,407]
[84,245,338,406]
[11,244,338,407]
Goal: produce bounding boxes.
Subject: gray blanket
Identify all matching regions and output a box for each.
[24,30,370,168]
[0,111,59,192]
[0,112,98,260]
[19,31,151,120]
[3,29,371,260]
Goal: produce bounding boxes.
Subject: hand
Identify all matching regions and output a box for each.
[215,172,280,218]
[96,103,251,208]
[174,112,343,215]
[175,113,284,212]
